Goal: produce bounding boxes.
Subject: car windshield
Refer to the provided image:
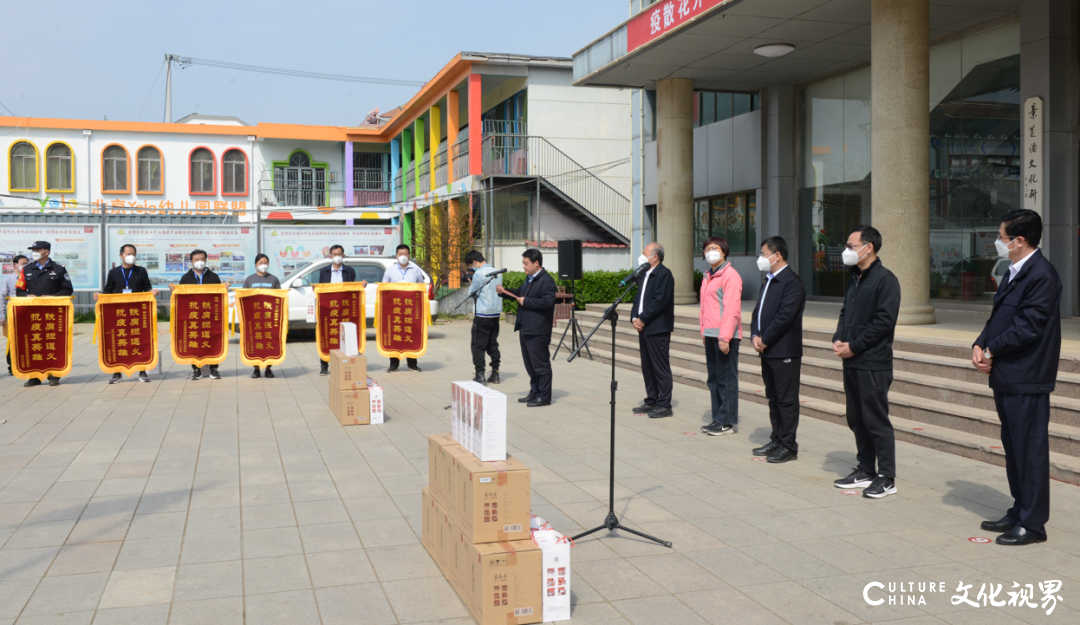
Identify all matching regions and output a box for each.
[283,260,313,280]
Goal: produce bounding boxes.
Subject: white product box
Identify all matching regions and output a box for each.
[367,377,384,424]
[339,321,359,356]
[450,381,505,461]
[530,514,571,623]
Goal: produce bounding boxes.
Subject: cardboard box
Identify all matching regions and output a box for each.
[453,534,542,625]
[329,350,367,388]
[453,454,530,543]
[450,381,507,461]
[421,487,441,567]
[367,377,384,424]
[339,321,359,356]
[427,433,470,509]
[437,503,459,585]
[330,388,370,426]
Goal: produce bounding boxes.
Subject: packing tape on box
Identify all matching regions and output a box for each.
[500,541,517,566]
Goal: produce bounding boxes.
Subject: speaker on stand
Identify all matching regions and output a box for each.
[553,240,591,360]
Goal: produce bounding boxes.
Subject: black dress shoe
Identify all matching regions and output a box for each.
[753,440,782,457]
[24,378,41,387]
[487,371,500,384]
[473,372,487,385]
[526,399,551,407]
[251,367,261,379]
[408,365,422,372]
[264,367,275,378]
[647,406,673,419]
[518,396,536,403]
[980,515,1014,534]
[632,403,655,414]
[767,447,797,463]
[996,525,1046,546]
[386,367,399,373]
[47,376,60,387]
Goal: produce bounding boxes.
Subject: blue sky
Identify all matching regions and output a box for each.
[0,1,627,126]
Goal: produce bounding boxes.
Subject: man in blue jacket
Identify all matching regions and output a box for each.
[973,209,1061,546]
[466,250,502,385]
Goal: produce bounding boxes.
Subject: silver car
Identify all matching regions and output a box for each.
[280,257,439,329]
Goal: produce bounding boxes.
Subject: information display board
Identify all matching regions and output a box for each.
[106,225,258,287]
[0,224,102,290]
[261,226,400,278]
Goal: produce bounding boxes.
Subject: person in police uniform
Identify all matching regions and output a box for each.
[16,241,74,387]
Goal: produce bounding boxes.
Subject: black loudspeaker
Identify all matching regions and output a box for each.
[558,239,583,280]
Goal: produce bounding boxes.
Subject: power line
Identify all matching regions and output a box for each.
[0,99,16,117]
[170,55,427,88]
[135,60,166,123]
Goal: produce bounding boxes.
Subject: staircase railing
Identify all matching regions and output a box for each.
[481,134,630,240]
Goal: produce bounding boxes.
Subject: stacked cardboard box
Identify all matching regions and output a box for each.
[424,432,540,625]
[328,350,384,425]
[450,381,507,461]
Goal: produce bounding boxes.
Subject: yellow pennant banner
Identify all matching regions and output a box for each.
[169,284,230,367]
[234,288,289,367]
[313,282,366,360]
[93,292,159,376]
[374,283,430,359]
[6,296,75,381]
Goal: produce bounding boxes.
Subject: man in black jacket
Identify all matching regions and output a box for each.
[315,245,359,375]
[497,249,557,407]
[973,209,1061,546]
[630,243,675,419]
[99,243,158,384]
[750,236,806,463]
[172,249,222,380]
[18,241,74,388]
[831,225,900,499]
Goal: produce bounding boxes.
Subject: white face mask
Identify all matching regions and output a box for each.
[995,237,1017,259]
[705,250,722,265]
[30,251,42,262]
[192,260,206,271]
[257,264,269,273]
[397,255,409,266]
[756,253,775,272]
[841,243,867,266]
[637,254,650,267]
[123,255,136,265]
[332,255,343,265]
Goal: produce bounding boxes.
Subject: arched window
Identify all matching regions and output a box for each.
[9,141,38,192]
[190,147,215,194]
[45,143,74,192]
[102,145,129,193]
[137,146,163,193]
[222,149,247,195]
[289,151,311,167]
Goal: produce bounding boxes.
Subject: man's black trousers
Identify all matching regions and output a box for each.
[520,333,552,402]
[842,367,895,478]
[760,356,801,452]
[994,392,1051,538]
[471,316,501,373]
[638,332,673,408]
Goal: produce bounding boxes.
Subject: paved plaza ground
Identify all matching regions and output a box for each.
[2,319,1080,624]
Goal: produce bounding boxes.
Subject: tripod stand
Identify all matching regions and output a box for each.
[454,270,503,313]
[552,279,591,361]
[567,282,671,548]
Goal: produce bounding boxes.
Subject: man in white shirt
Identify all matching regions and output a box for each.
[382,244,426,372]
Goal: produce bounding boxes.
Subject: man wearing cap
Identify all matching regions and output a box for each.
[16,241,74,387]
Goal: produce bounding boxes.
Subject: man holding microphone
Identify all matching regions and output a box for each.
[466,250,502,385]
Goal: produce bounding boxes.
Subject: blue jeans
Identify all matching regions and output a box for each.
[705,337,739,426]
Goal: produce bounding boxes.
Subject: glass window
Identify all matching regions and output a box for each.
[693,200,709,251]
[137,147,162,193]
[726,195,746,254]
[701,93,716,126]
[746,192,757,253]
[347,262,392,283]
[103,145,128,192]
[10,141,37,191]
[752,92,761,111]
[46,144,72,191]
[716,93,734,123]
[734,93,751,117]
[710,198,726,246]
[289,151,311,167]
[190,148,215,194]
[223,149,246,194]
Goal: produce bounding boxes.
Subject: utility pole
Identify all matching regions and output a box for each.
[164,54,173,123]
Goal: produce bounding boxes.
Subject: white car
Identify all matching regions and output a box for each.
[280,257,439,329]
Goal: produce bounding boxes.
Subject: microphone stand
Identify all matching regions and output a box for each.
[454,271,503,311]
[566,279,672,548]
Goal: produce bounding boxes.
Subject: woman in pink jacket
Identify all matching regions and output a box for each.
[699,237,743,435]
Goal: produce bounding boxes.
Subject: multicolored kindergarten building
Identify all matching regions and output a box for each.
[0,52,633,291]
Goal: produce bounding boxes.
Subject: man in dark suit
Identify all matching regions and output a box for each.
[315,244,359,376]
[171,249,223,380]
[630,243,675,419]
[750,236,806,463]
[497,249,556,407]
[99,243,158,384]
[973,209,1061,546]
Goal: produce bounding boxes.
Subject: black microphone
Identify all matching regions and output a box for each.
[619,262,650,287]
[490,268,508,276]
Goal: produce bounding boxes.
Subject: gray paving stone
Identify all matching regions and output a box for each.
[89,604,170,625]
[305,550,377,588]
[21,572,109,616]
[244,589,321,625]
[166,597,243,625]
[314,583,397,625]
[380,577,469,623]
[173,561,243,602]
[98,566,176,608]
